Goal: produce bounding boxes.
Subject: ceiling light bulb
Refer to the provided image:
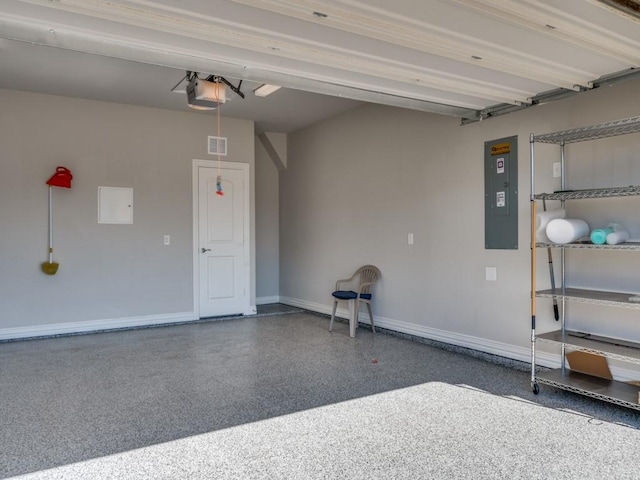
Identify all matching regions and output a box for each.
[254,84,281,97]
[188,104,216,111]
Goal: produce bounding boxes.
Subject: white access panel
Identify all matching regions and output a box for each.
[98,186,133,224]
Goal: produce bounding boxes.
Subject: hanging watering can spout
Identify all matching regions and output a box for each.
[46,166,73,188]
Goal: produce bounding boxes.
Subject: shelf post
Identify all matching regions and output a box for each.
[560,141,566,372]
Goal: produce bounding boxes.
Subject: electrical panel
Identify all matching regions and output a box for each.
[98,186,133,224]
[484,136,518,249]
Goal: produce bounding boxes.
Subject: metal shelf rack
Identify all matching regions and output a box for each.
[537,288,640,310]
[537,329,640,364]
[536,369,640,411]
[535,241,640,250]
[535,185,640,201]
[533,115,640,144]
[530,115,640,410]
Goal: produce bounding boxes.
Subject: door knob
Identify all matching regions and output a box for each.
[201,248,211,253]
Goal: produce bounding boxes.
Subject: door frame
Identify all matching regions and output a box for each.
[192,159,252,318]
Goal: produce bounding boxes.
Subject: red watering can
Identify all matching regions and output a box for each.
[46,166,73,188]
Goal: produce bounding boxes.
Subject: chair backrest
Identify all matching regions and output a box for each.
[356,265,381,294]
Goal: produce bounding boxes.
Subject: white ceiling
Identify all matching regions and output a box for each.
[0,0,639,133]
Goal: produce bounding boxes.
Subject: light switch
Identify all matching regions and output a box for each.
[553,162,561,178]
[408,233,414,245]
[164,235,170,245]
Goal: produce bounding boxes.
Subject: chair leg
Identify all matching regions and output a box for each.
[367,303,375,333]
[349,299,357,337]
[329,299,338,332]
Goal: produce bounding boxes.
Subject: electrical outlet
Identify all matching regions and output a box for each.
[553,162,561,178]
[164,235,170,245]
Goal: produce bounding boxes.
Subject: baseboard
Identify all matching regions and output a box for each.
[279,296,561,368]
[256,296,280,305]
[280,296,337,316]
[0,311,196,341]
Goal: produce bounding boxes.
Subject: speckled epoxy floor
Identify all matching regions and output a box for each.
[1,309,639,479]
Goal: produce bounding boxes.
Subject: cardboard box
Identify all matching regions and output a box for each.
[566,351,612,380]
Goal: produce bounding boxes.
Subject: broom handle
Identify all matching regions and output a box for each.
[542,199,559,320]
[49,186,53,263]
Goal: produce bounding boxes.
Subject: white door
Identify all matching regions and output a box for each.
[195,161,250,317]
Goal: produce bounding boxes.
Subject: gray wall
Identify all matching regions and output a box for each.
[255,137,280,301]
[0,89,256,330]
[281,78,640,361]
[2,79,639,361]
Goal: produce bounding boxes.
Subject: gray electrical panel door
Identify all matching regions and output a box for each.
[484,136,518,249]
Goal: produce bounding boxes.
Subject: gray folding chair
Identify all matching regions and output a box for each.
[329,265,381,337]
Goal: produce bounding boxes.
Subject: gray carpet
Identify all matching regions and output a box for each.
[1,310,639,479]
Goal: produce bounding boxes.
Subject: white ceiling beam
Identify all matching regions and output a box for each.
[14,0,535,105]
[447,0,640,67]
[0,13,478,117]
[232,0,598,89]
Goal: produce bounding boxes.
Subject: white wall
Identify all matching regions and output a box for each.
[0,89,258,335]
[280,78,640,363]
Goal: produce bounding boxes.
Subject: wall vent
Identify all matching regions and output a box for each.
[208,136,228,156]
